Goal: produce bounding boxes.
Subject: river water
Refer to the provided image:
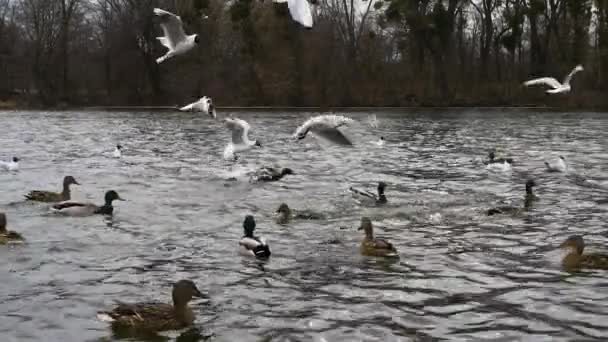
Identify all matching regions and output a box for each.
[0,110,607,341]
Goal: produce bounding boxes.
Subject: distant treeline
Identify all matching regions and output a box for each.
[0,0,607,109]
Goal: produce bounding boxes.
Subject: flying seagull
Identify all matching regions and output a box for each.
[154,8,199,64]
[272,0,314,29]
[523,65,584,94]
[180,96,217,119]
[223,117,262,160]
[293,114,355,146]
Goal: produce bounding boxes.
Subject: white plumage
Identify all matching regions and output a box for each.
[273,0,314,29]
[154,8,199,64]
[545,156,567,173]
[239,236,270,257]
[180,96,217,119]
[223,117,261,160]
[293,115,355,146]
[523,65,584,94]
[112,145,122,158]
[0,157,19,171]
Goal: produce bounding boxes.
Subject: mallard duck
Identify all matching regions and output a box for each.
[545,156,567,172]
[97,279,205,332]
[275,203,324,224]
[559,235,608,271]
[358,217,398,258]
[349,182,387,205]
[239,215,271,259]
[251,167,294,183]
[25,176,80,202]
[0,213,24,244]
[485,151,514,165]
[487,179,537,216]
[51,190,124,216]
[0,157,19,171]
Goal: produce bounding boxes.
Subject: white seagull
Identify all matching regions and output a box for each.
[112,144,123,158]
[523,65,584,94]
[180,96,217,119]
[273,0,314,29]
[294,114,355,146]
[545,156,567,173]
[154,8,199,64]
[0,157,19,171]
[223,117,261,160]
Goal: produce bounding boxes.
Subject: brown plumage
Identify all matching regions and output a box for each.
[25,176,79,202]
[560,235,608,271]
[358,217,398,258]
[275,203,324,224]
[97,280,205,332]
[0,213,24,244]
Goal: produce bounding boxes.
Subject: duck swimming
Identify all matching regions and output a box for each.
[358,217,398,258]
[97,279,205,332]
[545,156,567,173]
[0,213,24,244]
[25,176,80,202]
[0,157,19,171]
[51,190,124,216]
[487,179,537,216]
[275,203,324,224]
[251,167,294,183]
[239,215,271,259]
[349,182,387,205]
[485,151,514,165]
[559,235,608,271]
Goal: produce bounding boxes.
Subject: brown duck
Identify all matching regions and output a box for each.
[358,217,398,258]
[97,280,205,332]
[560,235,608,271]
[0,213,24,244]
[275,203,324,224]
[25,176,79,202]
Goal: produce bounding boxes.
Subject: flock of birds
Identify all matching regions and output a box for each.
[0,4,604,336]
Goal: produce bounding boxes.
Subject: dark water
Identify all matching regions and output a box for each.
[0,110,607,341]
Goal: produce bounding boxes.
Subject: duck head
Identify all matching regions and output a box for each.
[560,235,585,255]
[104,190,125,204]
[525,179,536,194]
[254,140,262,147]
[357,217,374,238]
[281,168,294,176]
[64,176,80,186]
[116,144,123,150]
[12,157,19,163]
[243,215,256,237]
[276,203,291,215]
[0,212,6,232]
[377,182,387,195]
[172,279,205,306]
[488,151,496,161]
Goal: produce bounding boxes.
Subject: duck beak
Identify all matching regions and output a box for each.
[74,181,80,185]
[357,226,363,230]
[117,196,126,201]
[194,288,207,299]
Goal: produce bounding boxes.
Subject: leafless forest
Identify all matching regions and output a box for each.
[0,0,607,108]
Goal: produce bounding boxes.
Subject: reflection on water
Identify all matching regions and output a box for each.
[0,110,607,341]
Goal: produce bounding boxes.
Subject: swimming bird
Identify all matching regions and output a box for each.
[0,213,24,244]
[293,115,354,146]
[485,151,513,165]
[272,0,314,29]
[25,176,80,202]
[523,65,584,94]
[51,190,125,216]
[349,182,387,205]
[113,144,123,158]
[559,235,608,271]
[487,179,537,216]
[239,215,271,259]
[358,217,398,258]
[97,279,205,332]
[373,137,386,146]
[0,157,19,171]
[251,167,294,183]
[223,117,261,160]
[154,8,199,64]
[545,156,567,173]
[275,203,324,224]
[179,96,217,119]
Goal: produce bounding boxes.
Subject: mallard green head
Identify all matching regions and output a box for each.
[105,190,125,203]
[172,280,205,306]
[560,235,585,255]
[243,215,256,237]
[378,182,387,195]
[64,176,80,186]
[357,217,374,238]
[488,151,496,161]
[526,179,536,193]
[277,203,291,215]
[0,213,6,232]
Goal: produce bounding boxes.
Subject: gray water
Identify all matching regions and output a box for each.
[0,110,607,342]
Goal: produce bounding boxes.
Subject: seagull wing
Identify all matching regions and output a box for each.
[224,118,251,145]
[293,115,354,142]
[179,99,198,111]
[154,8,187,49]
[311,125,353,145]
[523,77,562,89]
[287,0,313,28]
